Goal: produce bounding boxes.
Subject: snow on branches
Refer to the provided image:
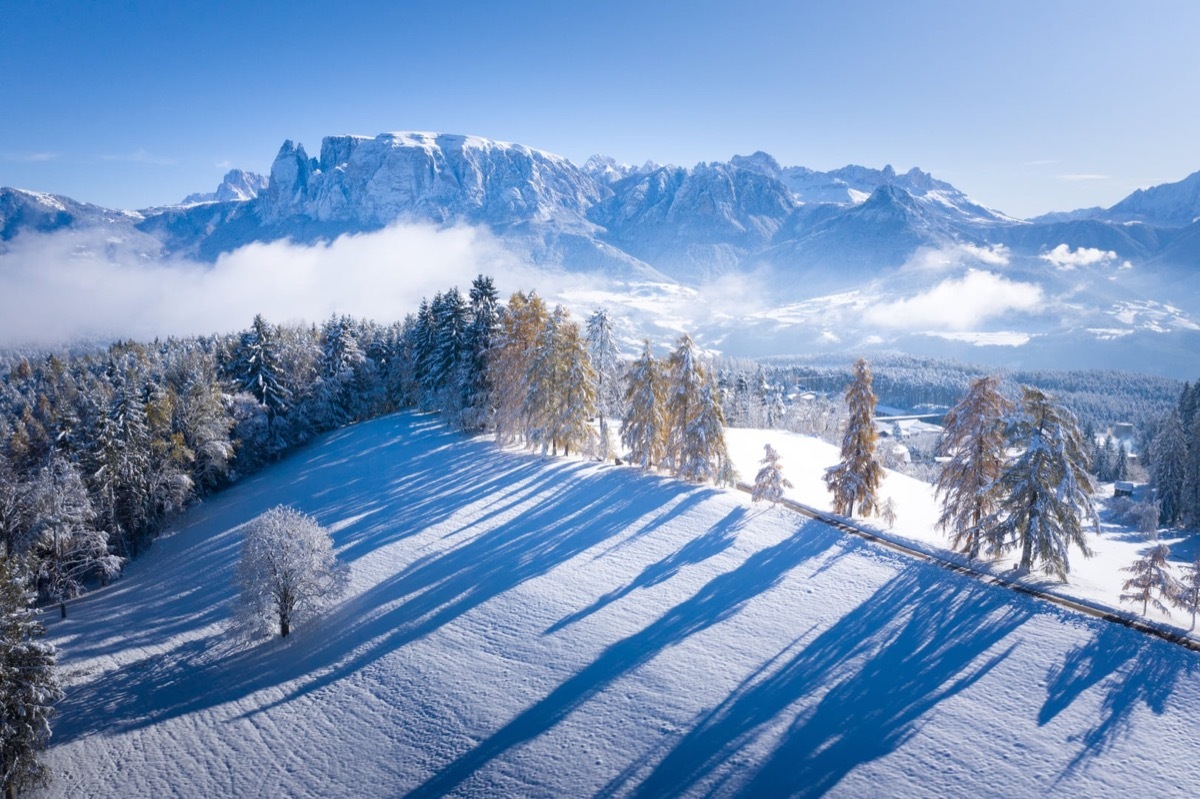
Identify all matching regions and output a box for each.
[235,506,348,639]
[752,444,793,506]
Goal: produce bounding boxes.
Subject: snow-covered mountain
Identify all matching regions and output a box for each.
[181,168,269,205]
[3,130,1200,374]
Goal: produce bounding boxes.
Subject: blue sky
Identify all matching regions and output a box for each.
[2,0,1198,218]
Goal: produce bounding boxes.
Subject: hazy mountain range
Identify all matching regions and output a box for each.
[2,131,1198,375]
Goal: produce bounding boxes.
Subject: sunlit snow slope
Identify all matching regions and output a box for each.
[44,413,1200,798]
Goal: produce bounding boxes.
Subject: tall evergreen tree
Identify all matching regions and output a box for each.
[1181,414,1200,529]
[824,358,885,517]
[460,275,501,432]
[935,375,1013,559]
[586,309,624,460]
[0,556,62,799]
[1152,410,1188,526]
[621,341,665,471]
[234,314,290,424]
[985,386,1097,580]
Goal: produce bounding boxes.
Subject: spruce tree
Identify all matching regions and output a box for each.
[621,341,665,470]
[0,556,62,799]
[1152,410,1188,526]
[934,375,1013,559]
[1120,543,1177,617]
[824,358,885,517]
[985,386,1097,580]
[459,275,500,432]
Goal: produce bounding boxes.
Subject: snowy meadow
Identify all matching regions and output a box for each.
[40,413,1200,797]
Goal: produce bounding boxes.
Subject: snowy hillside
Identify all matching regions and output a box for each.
[43,413,1200,798]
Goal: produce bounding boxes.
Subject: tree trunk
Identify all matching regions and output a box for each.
[281,618,290,638]
[60,600,67,619]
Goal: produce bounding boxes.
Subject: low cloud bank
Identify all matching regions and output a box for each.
[863,270,1044,331]
[0,223,538,345]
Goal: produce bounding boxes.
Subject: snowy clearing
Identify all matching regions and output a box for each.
[43,413,1200,797]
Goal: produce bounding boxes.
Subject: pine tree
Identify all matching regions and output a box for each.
[824,358,885,517]
[0,556,63,799]
[1173,557,1200,630]
[1152,410,1188,526]
[752,444,793,505]
[985,386,1097,581]
[235,505,348,639]
[934,375,1013,559]
[1120,543,1177,617]
[621,341,665,470]
[586,309,624,460]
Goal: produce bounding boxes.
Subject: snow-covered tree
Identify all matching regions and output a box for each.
[30,456,122,618]
[1182,414,1200,529]
[935,375,1013,559]
[752,444,793,505]
[986,386,1097,581]
[1173,557,1200,630]
[1120,543,1177,617]
[586,309,624,460]
[824,358,885,517]
[522,307,596,457]
[489,292,548,446]
[235,505,348,639]
[662,335,734,484]
[1152,410,1188,527]
[881,496,899,529]
[233,314,291,425]
[0,555,62,799]
[621,341,665,471]
[0,454,33,557]
[459,275,500,432]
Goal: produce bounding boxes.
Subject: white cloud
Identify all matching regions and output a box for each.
[1040,243,1117,269]
[4,152,59,163]
[0,223,539,346]
[1056,173,1109,182]
[100,148,177,166]
[902,242,1011,272]
[863,270,1043,331]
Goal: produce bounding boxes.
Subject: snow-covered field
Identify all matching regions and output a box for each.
[43,413,1200,797]
[724,428,1199,632]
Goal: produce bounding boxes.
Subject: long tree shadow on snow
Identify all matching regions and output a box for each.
[544,506,746,636]
[51,431,721,743]
[404,518,844,799]
[47,413,529,663]
[1039,622,1194,780]
[612,565,1031,798]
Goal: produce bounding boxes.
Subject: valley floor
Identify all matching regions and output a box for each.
[43,413,1200,797]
